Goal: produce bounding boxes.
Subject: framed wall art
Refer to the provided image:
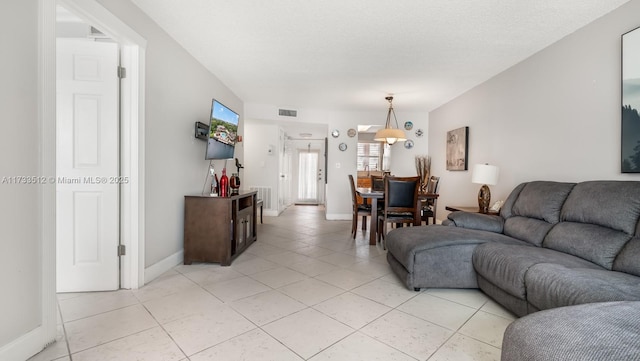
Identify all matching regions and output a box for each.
[622,26,640,173]
[446,126,468,171]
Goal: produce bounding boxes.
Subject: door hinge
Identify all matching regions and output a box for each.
[117,244,126,256]
[117,66,127,79]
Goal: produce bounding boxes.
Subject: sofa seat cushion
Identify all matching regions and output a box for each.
[385,225,526,272]
[526,264,640,310]
[502,301,640,361]
[473,243,603,300]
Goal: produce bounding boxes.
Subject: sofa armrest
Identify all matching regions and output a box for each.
[445,211,504,233]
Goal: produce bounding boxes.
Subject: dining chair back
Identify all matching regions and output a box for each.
[348,174,371,238]
[427,176,440,194]
[422,175,440,225]
[377,176,420,247]
[371,175,385,191]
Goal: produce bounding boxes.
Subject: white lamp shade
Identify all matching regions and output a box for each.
[472,164,499,186]
[374,128,407,144]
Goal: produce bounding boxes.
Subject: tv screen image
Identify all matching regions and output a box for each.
[206,99,239,159]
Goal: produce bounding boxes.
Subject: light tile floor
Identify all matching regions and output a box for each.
[29,205,516,361]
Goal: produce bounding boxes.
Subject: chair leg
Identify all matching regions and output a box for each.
[361,215,367,230]
[377,218,386,248]
[351,214,357,238]
[382,221,387,250]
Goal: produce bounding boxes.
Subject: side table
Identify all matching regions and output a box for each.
[445,205,499,216]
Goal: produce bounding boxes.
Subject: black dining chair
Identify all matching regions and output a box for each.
[348,174,371,238]
[377,176,421,247]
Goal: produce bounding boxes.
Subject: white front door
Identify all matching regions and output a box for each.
[296,150,319,204]
[56,39,120,292]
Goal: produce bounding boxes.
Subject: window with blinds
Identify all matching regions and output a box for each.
[358,142,389,171]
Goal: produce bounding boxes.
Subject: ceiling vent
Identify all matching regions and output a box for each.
[278,109,297,117]
[89,26,109,39]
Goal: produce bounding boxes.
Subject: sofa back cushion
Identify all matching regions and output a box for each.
[501,181,575,246]
[613,237,640,276]
[560,181,640,235]
[503,217,554,247]
[543,223,632,269]
[507,181,576,222]
[543,181,640,270]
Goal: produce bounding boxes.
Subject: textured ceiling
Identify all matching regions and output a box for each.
[130,0,630,112]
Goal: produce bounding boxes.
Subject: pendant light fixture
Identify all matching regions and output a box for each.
[374,96,407,145]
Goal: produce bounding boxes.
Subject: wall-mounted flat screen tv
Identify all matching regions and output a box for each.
[205,99,239,159]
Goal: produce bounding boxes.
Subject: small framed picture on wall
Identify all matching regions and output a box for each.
[446,126,468,171]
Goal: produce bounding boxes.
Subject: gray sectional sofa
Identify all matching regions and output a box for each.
[385,180,640,360]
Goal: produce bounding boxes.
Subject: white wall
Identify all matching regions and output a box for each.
[96,0,244,268]
[243,121,280,213]
[245,103,429,219]
[0,0,52,356]
[429,0,640,221]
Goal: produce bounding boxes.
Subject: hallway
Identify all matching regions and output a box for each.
[31,205,514,361]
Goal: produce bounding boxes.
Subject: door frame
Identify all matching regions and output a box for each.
[2,1,145,359]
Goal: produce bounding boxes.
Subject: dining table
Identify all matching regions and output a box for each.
[356,187,439,246]
[356,187,384,245]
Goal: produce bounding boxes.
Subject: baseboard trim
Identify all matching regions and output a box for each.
[0,324,48,361]
[263,209,280,217]
[144,250,183,284]
[325,213,351,221]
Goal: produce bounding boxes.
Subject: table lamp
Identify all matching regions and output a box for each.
[471,164,499,213]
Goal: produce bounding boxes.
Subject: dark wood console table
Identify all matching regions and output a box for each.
[184,190,257,266]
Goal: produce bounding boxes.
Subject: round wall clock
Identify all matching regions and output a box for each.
[338,143,347,151]
[347,128,356,137]
[404,139,414,149]
[331,129,340,138]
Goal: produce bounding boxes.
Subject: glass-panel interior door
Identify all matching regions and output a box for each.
[297,150,319,204]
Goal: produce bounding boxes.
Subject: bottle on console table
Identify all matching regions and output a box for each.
[230,173,240,195]
[210,173,219,196]
[219,168,229,197]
